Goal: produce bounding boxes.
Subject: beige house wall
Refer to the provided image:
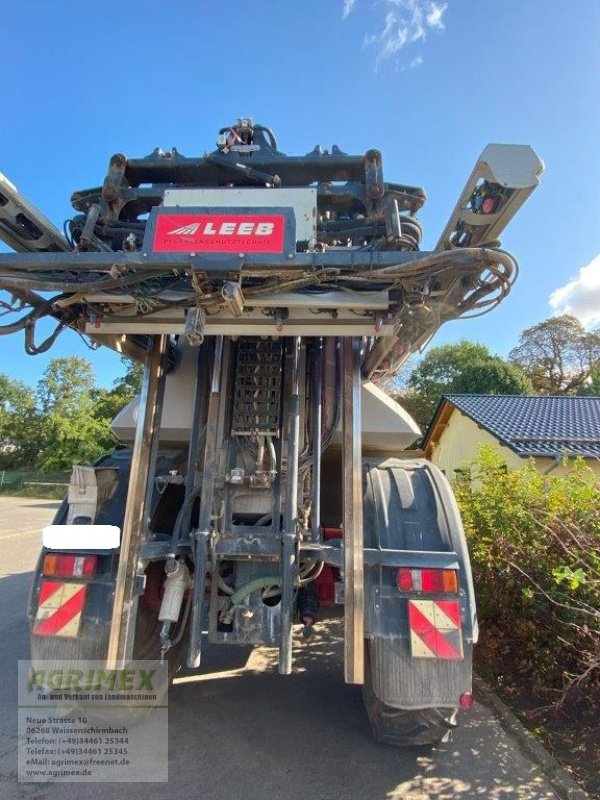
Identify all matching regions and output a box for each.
[429,408,600,478]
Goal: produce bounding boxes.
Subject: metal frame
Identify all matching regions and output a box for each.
[0,247,430,272]
[106,334,168,668]
[278,337,302,675]
[310,339,323,544]
[187,337,229,668]
[85,307,392,338]
[342,337,365,684]
[77,145,424,226]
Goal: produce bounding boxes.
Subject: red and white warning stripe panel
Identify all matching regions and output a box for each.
[408,599,464,660]
[33,580,87,638]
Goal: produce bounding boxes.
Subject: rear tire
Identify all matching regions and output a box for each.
[363,644,458,747]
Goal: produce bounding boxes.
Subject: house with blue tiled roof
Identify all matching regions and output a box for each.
[422,395,600,477]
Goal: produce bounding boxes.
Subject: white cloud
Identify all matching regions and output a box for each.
[549,254,600,327]
[426,2,446,29]
[351,0,448,70]
[342,0,356,19]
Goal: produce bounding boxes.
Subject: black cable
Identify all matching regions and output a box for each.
[0,270,171,294]
[24,319,66,355]
[62,220,75,248]
[0,294,61,335]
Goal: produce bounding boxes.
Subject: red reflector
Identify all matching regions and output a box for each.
[43,553,97,578]
[459,692,474,710]
[397,568,414,591]
[34,580,86,638]
[397,568,458,594]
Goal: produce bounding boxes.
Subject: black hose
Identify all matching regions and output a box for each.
[0,293,63,335]
[322,339,342,451]
[0,271,171,294]
[170,424,207,550]
[25,320,66,354]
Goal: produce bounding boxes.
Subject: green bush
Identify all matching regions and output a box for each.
[454,446,600,710]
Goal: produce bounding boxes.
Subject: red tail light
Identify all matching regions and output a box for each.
[397,568,458,594]
[43,553,97,578]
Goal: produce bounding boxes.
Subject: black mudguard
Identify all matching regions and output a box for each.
[362,457,477,709]
[28,448,184,662]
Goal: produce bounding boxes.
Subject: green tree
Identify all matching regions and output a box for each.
[509,315,600,394]
[35,357,106,471]
[0,374,39,467]
[38,357,96,415]
[0,355,142,472]
[0,375,33,433]
[395,341,532,429]
[91,357,143,450]
[407,341,491,399]
[116,357,143,395]
[577,368,600,396]
[393,389,437,435]
[452,359,533,395]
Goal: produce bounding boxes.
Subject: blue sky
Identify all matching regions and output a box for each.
[1,0,599,388]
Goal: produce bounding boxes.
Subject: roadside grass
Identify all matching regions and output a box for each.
[0,484,66,500]
[0,470,69,500]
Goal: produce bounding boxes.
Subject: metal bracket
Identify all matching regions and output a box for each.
[187,337,230,668]
[342,337,365,684]
[106,335,168,669]
[184,306,207,347]
[134,573,147,596]
[190,253,245,273]
[278,337,302,675]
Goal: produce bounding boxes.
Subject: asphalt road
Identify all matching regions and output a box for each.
[0,496,565,800]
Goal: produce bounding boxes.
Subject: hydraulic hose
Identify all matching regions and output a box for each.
[0,271,170,294]
[0,293,63,334]
[230,576,281,606]
[358,246,517,279]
